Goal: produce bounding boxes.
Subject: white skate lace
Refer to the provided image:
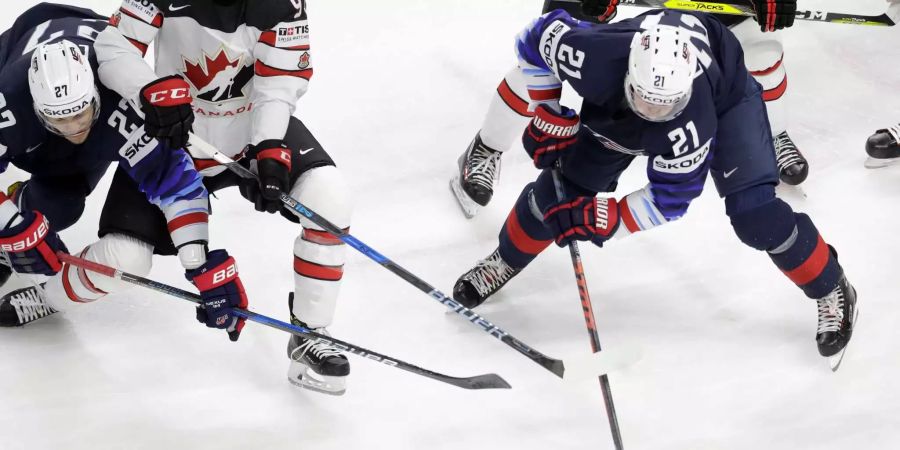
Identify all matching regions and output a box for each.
[465,143,501,191]
[886,124,900,144]
[11,288,54,325]
[774,132,805,173]
[467,251,516,297]
[293,328,343,361]
[816,286,844,335]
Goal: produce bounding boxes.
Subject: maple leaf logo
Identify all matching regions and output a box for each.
[181,49,253,103]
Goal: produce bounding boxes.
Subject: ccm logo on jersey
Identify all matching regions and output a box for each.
[0,218,49,252]
[540,21,571,73]
[119,132,158,166]
[122,0,159,22]
[275,21,310,47]
[652,139,712,174]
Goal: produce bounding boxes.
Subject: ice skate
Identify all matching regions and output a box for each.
[864,124,900,169]
[774,131,809,185]
[450,133,502,218]
[286,294,350,395]
[453,248,521,309]
[815,275,858,371]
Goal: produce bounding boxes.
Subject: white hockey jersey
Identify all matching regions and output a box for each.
[95,0,312,173]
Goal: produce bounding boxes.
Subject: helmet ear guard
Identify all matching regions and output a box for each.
[27,39,101,136]
[624,25,700,122]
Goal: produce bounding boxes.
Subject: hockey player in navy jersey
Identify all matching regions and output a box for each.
[94,0,353,394]
[0,3,249,341]
[452,9,857,365]
[451,0,807,219]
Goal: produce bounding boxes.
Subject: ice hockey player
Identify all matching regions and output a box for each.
[451,0,807,218]
[0,3,248,342]
[94,0,353,394]
[452,9,857,366]
[864,123,900,168]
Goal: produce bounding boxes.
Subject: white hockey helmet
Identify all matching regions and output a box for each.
[28,39,101,137]
[624,25,698,122]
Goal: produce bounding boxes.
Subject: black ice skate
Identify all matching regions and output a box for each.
[286,294,350,395]
[450,133,502,218]
[815,275,858,371]
[773,131,809,185]
[0,283,55,327]
[453,248,521,309]
[864,124,900,168]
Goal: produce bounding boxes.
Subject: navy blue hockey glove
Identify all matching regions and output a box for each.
[186,249,248,342]
[0,209,67,275]
[239,140,291,214]
[580,0,618,22]
[751,0,796,32]
[140,75,194,150]
[523,105,580,169]
[543,196,621,247]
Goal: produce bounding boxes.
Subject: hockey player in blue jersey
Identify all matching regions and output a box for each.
[452,9,857,365]
[0,4,249,341]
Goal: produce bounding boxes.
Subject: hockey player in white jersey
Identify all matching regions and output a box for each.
[94,0,353,395]
[451,0,808,218]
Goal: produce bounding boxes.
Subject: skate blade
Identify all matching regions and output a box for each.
[828,306,859,372]
[864,157,900,169]
[449,175,480,219]
[288,361,347,396]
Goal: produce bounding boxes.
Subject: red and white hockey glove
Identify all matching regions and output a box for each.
[523,105,580,169]
[240,140,292,214]
[543,196,621,247]
[0,209,67,275]
[751,0,797,32]
[139,75,194,150]
[186,249,248,342]
[581,0,619,22]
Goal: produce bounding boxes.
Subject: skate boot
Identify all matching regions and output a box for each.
[0,283,55,327]
[453,248,521,309]
[286,294,349,395]
[815,274,858,371]
[864,124,900,168]
[450,133,502,218]
[773,131,809,185]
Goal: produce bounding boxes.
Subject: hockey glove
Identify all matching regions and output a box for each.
[543,196,621,247]
[0,210,67,275]
[751,0,797,32]
[239,140,292,214]
[139,75,194,150]
[186,249,248,342]
[581,0,619,22]
[523,105,580,169]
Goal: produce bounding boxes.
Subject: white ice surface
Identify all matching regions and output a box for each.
[1,1,899,449]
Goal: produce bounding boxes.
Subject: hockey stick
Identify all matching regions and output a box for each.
[185,134,567,378]
[579,0,900,26]
[56,251,511,391]
[550,167,623,450]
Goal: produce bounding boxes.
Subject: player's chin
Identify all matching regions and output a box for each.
[65,129,91,144]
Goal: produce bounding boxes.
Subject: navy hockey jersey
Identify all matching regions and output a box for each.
[0,3,206,211]
[516,9,756,220]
